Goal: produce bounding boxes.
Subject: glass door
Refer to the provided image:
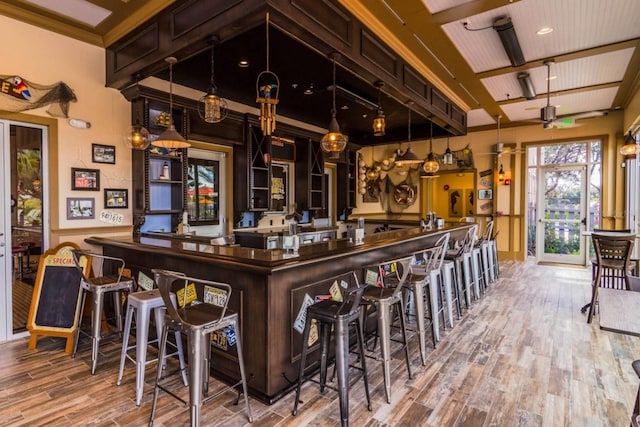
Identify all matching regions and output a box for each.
[0,122,7,342]
[536,164,587,264]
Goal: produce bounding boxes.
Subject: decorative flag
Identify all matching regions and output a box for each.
[0,75,76,117]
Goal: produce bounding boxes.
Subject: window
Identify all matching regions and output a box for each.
[187,158,219,224]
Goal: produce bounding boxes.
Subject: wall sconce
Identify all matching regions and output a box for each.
[498,164,505,182]
[372,80,385,136]
[620,131,640,156]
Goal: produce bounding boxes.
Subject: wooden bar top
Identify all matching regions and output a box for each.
[86,223,470,271]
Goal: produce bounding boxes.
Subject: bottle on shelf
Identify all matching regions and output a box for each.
[160,161,169,180]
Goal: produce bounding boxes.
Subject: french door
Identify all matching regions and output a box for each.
[0,122,7,342]
[536,164,587,264]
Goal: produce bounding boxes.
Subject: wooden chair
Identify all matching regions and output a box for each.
[587,232,636,323]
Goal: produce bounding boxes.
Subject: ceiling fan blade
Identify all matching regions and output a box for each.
[558,110,608,121]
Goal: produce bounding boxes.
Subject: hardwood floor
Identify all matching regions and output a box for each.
[1,260,639,426]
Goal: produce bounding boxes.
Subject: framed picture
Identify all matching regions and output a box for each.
[478,189,493,200]
[92,144,115,164]
[67,197,95,219]
[104,188,128,209]
[71,167,100,191]
[448,188,463,217]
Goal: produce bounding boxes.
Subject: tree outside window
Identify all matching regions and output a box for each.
[187,158,219,224]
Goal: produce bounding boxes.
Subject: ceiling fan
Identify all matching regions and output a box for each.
[477,115,526,156]
[534,59,608,129]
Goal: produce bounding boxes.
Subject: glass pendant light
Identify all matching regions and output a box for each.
[125,76,150,150]
[443,131,454,165]
[320,53,348,155]
[372,80,385,136]
[198,36,228,123]
[152,57,190,149]
[422,117,440,177]
[395,106,423,167]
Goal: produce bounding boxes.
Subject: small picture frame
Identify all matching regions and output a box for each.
[71,167,100,191]
[478,189,493,200]
[67,197,95,219]
[92,144,116,164]
[104,188,128,209]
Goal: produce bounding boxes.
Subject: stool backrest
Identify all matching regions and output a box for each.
[153,269,232,327]
[71,249,126,284]
[417,232,450,272]
[463,224,479,254]
[592,233,635,272]
[333,272,367,316]
[481,220,494,241]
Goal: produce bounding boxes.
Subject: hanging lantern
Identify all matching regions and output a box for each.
[256,12,279,135]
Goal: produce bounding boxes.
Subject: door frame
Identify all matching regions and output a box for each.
[536,163,587,265]
[0,119,50,343]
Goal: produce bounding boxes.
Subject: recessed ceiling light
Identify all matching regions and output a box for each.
[238,59,249,68]
[304,84,314,95]
[537,27,553,35]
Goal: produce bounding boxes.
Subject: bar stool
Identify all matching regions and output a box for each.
[149,270,252,427]
[71,250,135,374]
[116,288,188,405]
[361,255,413,403]
[470,238,484,300]
[441,260,462,324]
[292,275,371,427]
[445,224,478,309]
[405,233,449,365]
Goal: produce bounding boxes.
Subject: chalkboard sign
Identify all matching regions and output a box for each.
[27,242,90,353]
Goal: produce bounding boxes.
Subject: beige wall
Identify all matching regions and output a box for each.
[353,111,626,260]
[0,15,132,249]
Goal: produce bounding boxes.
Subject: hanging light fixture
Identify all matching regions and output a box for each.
[422,117,440,177]
[256,12,279,136]
[498,164,505,182]
[443,129,454,165]
[366,147,379,180]
[320,53,348,155]
[125,76,150,150]
[152,57,190,149]
[372,80,386,136]
[395,105,423,167]
[620,131,640,156]
[198,36,228,123]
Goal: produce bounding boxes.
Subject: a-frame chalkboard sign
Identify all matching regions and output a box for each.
[27,242,89,352]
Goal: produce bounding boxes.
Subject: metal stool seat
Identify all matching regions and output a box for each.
[116,289,188,405]
[292,277,371,427]
[149,270,252,427]
[362,255,413,402]
[71,250,135,374]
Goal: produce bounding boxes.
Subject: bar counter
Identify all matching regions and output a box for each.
[86,223,471,404]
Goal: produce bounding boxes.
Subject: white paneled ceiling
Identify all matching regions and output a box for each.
[3,0,640,132]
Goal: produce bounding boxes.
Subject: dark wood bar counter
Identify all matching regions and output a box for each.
[86,224,470,404]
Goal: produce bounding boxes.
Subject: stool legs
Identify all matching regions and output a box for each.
[471,248,483,300]
[377,299,412,404]
[90,288,105,375]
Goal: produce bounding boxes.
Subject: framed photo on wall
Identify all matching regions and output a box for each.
[104,188,128,209]
[478,189,493,200]
[71,168,100,191]
[67,197,95,219]
[92,144,115,164]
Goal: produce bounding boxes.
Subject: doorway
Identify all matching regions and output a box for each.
[1,120,48,342]
[527,141,601,266]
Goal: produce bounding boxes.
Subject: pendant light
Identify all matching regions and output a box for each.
[366,147,379,180]
[198,36,228,123]
[498,164,505,181]
[395,105,422,167]
[443,130,454,165]
[320,53,348,155]
[372,80,386,136]
[422,117,440,177]
[152,57,190,149]
[620,131,640,156]
[256,12,279,136]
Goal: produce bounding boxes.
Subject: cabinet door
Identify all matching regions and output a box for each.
[248,125,270,211]
[295,138,324,211]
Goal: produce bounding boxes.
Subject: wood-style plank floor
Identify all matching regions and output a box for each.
[1,260,639,426]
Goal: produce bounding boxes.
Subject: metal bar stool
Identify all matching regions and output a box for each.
[405,233,449,365]
[149,270,252,427]
[441,260,462,325]
[116,288,188,405]
[71,250,135,374]
[361,255,413,402]
[292,274,371,427]
[445,224,478,309]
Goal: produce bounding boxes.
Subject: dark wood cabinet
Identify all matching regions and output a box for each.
[295,138,324,212]
[131,97,187,236]
[233,121,271,218]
